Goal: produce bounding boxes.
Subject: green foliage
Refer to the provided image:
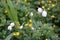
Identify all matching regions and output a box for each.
[0,13,6,26]
[5,33,13,40]
[0,0,60,40]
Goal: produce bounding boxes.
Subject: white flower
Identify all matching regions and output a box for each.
[20,26,23,29]
[38,7,43,13]
[30,12,33,17]
[8,26,12,31]
[10,22,15,27]
[42,10,47,17]
[31,27,34,30]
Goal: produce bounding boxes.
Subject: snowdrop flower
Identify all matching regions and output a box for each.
[38,7,43,13]
[20,25,23,29]
[8,26,12,31]
[10,22,15,27]
[30,12,33,17]
[31,27,34,30]
[42,10,47,17]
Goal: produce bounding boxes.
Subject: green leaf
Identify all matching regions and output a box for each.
[4,33,13,40]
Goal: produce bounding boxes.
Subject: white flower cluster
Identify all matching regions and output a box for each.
[7,22,24,30]
[38,7,47,17]
[8,22,15,31]
[31,27,34,30]
[20,25,23,29]
[30,12,33,17]
[38,7,43,13]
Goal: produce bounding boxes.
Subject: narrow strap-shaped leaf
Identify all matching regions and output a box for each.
[1,0,13,21]
[7,0,18,21]
[5,33,14,40]
[2,0,20,29]
[7,0,20,29]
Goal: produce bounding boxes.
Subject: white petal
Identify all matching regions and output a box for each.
[20,26,23,29]
[42,10,47,17]
[8,26,12,31]
[38,8,43,13]
[31,27,34,30]
[10,22,15,27]
[30,12,33,16]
